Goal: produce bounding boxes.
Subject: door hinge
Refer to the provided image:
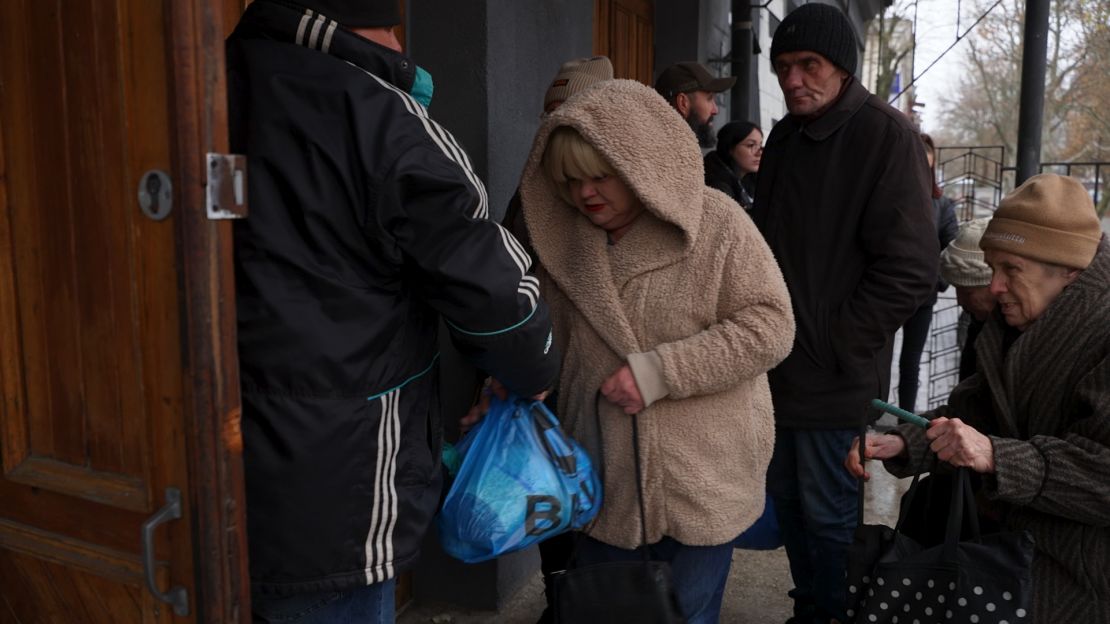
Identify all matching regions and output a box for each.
[206,153,248,219]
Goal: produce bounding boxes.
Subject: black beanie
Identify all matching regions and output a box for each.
[287,0,400,28]
[770,3,858,74]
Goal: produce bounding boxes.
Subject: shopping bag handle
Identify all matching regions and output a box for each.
[528,400,578,476]
[942,468,983,558]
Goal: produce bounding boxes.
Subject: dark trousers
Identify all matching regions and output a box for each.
[537,531,575,624]
[768,426,859,624]
[251,580,395,624]
[576,535,735,624]
[898,303,934,412]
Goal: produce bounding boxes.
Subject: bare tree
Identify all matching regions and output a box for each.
[936,0,1087,163]
[865,0,917,104]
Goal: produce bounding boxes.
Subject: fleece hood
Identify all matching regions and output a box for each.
[521,79,707,253]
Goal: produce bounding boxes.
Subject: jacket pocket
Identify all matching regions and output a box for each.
[797,300,840,373]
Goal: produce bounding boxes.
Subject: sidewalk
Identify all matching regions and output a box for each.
[398,463,910,624]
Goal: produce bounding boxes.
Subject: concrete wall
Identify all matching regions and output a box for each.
[654,0,702,72]
[409,0,592,222]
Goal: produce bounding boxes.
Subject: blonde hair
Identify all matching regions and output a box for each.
[542,127,617,204]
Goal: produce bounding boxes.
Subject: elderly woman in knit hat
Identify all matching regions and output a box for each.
[847,173,1110,622]
[939,217,997,379]
[520,79,795,623]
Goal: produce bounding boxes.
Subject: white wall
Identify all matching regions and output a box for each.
[757,0,788,134]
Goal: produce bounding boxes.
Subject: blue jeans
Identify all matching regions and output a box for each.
[767,427,859,624]
[577,535,734,624]
[251,580,395,624]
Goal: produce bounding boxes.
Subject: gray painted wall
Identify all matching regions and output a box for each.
[409,0,592,222]
[486,0,594,220]
[655,0,702,73]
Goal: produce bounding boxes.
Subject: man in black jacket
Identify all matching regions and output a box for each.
[749,4,937,623]
[227,1,559,621]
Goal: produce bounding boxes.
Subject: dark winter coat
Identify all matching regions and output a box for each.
[704,151,754,210]
[227,0,558,595]
[933,194,959,294]
[750,77,938,429]
[889,236,1110,622]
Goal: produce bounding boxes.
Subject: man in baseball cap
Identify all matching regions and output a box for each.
[654,61,736,147]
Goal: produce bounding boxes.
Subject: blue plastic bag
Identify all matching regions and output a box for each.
[733,492,782,550]
[438,396,602,563]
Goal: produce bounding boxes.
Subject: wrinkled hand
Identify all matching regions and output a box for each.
[459,378,549,433]
[926,417,995,473]
[844,434,906,481]
[600,365,644,415]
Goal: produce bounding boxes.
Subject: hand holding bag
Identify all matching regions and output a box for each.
[550,394,686,623]
[437,396,602,563]
[846,439,1035,624]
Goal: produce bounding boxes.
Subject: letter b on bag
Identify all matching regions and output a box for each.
[525,495,562,536]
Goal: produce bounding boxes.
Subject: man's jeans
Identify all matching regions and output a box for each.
[577,534,735,624]
[767,426,859,624]
[251,579,395,624]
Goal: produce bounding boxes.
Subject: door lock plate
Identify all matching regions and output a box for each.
[206,153,248,219]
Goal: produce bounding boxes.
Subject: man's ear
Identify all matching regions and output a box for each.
[674,92,691,117]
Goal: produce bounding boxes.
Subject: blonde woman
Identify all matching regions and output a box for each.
[519,79,795,623]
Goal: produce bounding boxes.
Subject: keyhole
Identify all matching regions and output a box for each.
[138,170,172,221]
[146,174,162,202]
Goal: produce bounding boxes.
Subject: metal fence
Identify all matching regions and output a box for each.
[893,148,1109,411]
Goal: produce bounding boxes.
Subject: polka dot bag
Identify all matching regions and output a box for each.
[846,468,1034,623]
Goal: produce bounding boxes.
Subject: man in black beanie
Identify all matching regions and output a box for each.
[748,3,937,623]
[227,1,559,621]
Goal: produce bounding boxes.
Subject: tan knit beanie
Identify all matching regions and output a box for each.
[980,173,1101,269]
[543,56,614,111]
[940,217,993,287]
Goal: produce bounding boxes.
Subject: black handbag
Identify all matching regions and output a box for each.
[846,440,1035,624]
[551,397,686,624]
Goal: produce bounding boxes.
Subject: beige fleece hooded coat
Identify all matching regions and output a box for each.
[519,79,795,548]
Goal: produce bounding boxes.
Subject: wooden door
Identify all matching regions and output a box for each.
[0,1,248,622]
[594,0,655,84]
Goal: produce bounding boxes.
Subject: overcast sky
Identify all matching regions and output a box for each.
[906,0,990,131]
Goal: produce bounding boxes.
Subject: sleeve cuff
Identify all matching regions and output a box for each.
[985,436,1045,505]
[627,351,670,408]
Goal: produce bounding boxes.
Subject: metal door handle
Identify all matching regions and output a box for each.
[141,487,190,616]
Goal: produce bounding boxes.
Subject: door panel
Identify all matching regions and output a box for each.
[594,0,654,85]
[0,0,247,621]
[0,524,160,623]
